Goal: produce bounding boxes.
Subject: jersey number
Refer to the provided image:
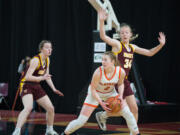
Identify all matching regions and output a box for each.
[104,86,110,91]
[124,59,132,68]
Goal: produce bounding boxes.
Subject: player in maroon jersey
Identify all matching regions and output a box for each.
[12,40,64,135]
[95,9,166,133]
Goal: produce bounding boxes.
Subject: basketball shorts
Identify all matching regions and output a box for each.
[123,79,134,98]
[19,82,46,100]
[83,85,118,108]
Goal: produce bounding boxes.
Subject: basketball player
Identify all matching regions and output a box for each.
[18,56,31,74]
[12,40,64,135]
[96,9,166,133]
[61,51,140,135]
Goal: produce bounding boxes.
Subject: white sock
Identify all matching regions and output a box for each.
[46,125,53,131]
[15,127,21,132]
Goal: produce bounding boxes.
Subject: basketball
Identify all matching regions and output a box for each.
[105,96,121,113]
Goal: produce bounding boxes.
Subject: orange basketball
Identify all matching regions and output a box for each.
[105,96,121,113]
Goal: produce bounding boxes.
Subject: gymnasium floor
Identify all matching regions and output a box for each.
[0,110,179,135]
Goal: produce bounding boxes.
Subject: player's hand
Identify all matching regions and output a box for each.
[100,101,111,112]
[98,9,108,21]
[158,32,166,46]
[53,89,64,96]
[116,94,123,106]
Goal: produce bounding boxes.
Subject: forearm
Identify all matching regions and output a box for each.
[99,20,106,39]
[46,79,56,91]
[25,75,42,82]
[91,86,103,104]
[149,44,163,56]
[118,84,124,98]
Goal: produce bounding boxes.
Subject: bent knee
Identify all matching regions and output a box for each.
[47,105,54,113]
[129,104,138,114]
[24,106,33,113]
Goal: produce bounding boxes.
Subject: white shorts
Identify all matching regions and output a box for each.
[83,85,118,108]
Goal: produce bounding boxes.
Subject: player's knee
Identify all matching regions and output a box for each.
[65,115,88,134]
[47,105,54,113]
[24,105,33,113]
[130,104,138,115]
[121,106,139,133]
[76,115,88,126]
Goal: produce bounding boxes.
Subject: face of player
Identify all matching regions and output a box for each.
[41,43,52,56]
[119,26,132,43]
[102,54,114,69]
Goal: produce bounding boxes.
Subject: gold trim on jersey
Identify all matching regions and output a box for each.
[129,44,135,52]
[39,53,48,68]
[19,77,25,94]
[113,42,123,56]
[46,57,49,66]
[38,70,46,75]
[39,54,43,67]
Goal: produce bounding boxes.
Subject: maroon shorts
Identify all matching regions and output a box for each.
[20,82,46,100]
[123,79,134,98]
[115,79,134,99]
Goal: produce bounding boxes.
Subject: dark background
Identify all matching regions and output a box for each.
[0,0,179,113]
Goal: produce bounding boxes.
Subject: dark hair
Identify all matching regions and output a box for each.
[120,23,138,42]
[103,51,119,66]
[38,40,52,52]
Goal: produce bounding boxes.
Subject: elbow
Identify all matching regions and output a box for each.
[146,51,154,57]
[147,53,154,57]
[25,74,33,81]
[25,75,31,81]
[100,34,106,41]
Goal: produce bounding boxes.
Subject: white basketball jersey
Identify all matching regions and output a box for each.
[96,66,121,93]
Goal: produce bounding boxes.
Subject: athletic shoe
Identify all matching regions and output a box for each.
[95,111,107,131]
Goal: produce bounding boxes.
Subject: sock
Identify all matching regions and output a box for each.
[46,125,53,131]
[15,127,21,132]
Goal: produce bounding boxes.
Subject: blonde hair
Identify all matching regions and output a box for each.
[120,23,139,42]
[103,51,119,66]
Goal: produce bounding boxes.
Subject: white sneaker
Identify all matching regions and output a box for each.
[45,129,59,135]
[95,111,107,131]
[12,129,20,135]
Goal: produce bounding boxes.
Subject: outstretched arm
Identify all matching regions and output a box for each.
[45,58,64,96]
[98,9,120,52]
[134,32,166,56]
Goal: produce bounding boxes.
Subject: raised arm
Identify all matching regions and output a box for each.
[98,9,120,52]
[45,58,64,96]
[133,32,166,57]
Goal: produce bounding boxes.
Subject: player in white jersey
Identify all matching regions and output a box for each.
[61,51,140,135]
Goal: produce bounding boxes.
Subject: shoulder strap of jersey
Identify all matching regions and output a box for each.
[129,44,135,52]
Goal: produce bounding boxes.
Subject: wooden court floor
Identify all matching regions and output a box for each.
[0,110,179,135]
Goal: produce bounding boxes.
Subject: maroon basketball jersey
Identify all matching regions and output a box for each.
[20,54,49,82]
[113,42,134,77]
